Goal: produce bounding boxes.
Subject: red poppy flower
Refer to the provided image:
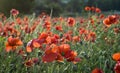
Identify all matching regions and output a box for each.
[26,46,33,53]
[89,32,96,42]
[67,17,75,27]
[42,53,57,63]
[103,18,111,27]
[5,36,23,52]
[24,59,34,67]
[85,6,91,11]
[84,31,96,42]
[26,39,42,53]
[55,25,63,31]
[38,32,48,40]
[91,6,95,12]
[24,25,31,33]
[50,44,64,62]
[43,21,51,30]
[46,36,52,44]
[42,48,57,63]
[63,32,72,42]
[109,15,117,23]
[59,44,70,54]
[112,53,120,61]
[10,9,19,16]
[64,50,77,62]
[46,35,59,44]
[72,36,80,42]
[114,61,120,73]
[103,15,118,27]
[92,68,104,73]
[56,53,64,62]
[79,28,87,35]
[16,17,22,25]
[95,8,101,13]
[99,14,104,19]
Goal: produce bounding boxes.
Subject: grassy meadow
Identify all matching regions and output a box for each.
[0,7,120,73]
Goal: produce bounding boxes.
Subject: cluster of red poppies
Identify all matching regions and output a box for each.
[0,8,120,73]
[85,6,101,13]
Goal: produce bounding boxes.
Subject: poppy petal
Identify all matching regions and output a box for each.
[16,40,23,45]
[6,46,12,52]
[112,53,120,61]
[33,41,40,48]
[42,53,57,63]
[26,46,32,53]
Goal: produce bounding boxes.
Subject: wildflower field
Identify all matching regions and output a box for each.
[0,7,120,73]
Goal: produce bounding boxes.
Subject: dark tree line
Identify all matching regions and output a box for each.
[0,0,120,16]
[33,0,120,16]
[0,0,34,16]
[87,0,120,11]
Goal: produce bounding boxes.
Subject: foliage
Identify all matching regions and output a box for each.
[34,0,63,17]
[0,0,35,16]
[86,0,120,11]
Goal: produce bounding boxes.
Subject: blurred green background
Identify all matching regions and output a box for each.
[0,0,120,17]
